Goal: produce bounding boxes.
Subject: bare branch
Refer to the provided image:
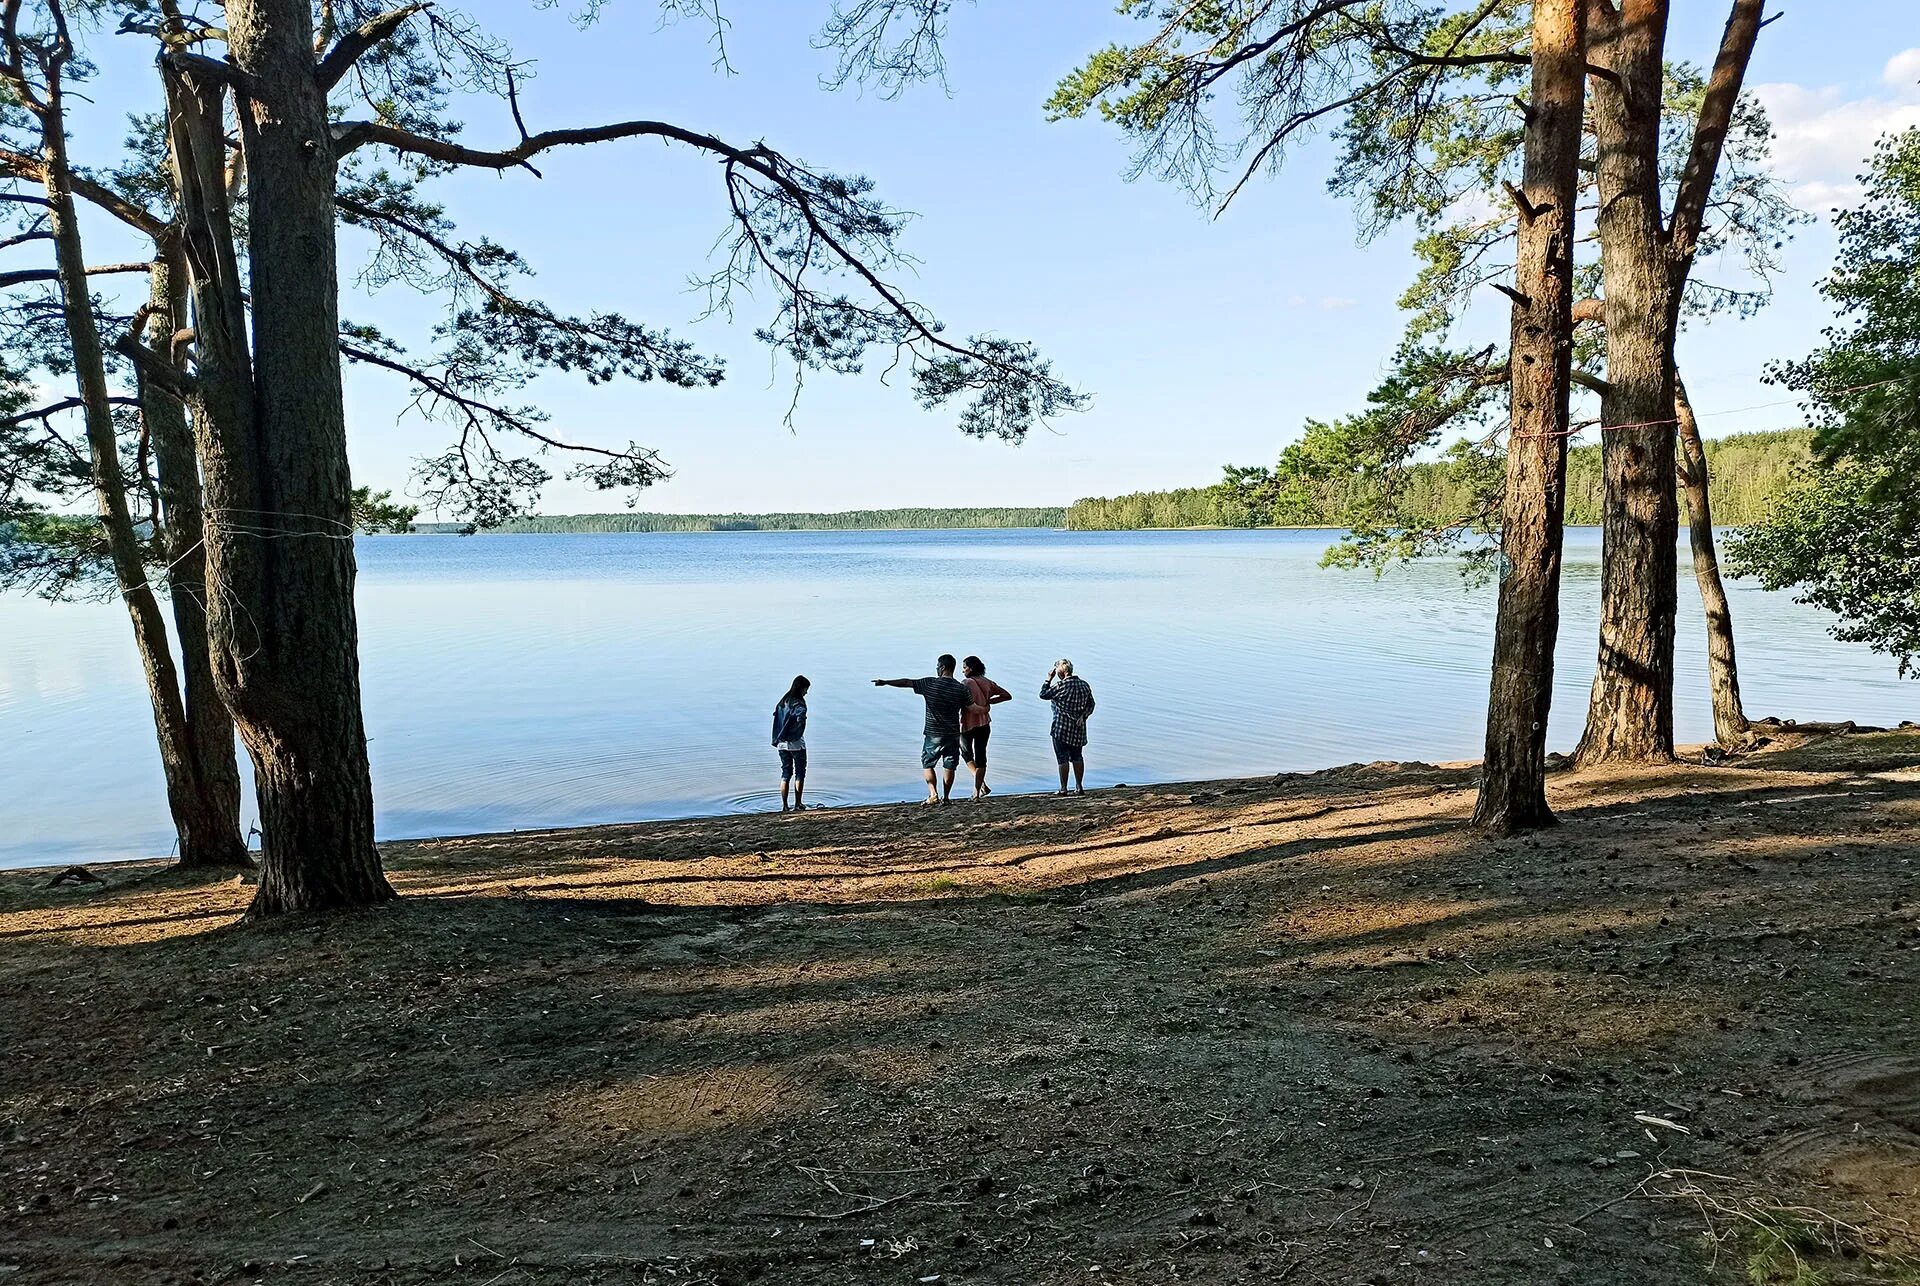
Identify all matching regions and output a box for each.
[0,226,50,251]
[0,260,153,289]
[336,117,1079,423]
[316,2,432,91]
[3,394,138,425]
[109,332,200,401]
[0,148,168,237]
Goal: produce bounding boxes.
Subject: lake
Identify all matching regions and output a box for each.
[1,526,1911,867]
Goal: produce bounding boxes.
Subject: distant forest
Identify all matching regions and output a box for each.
[412,507,1068,534]
[402,430,1811,535]
[1064,428,1814,531]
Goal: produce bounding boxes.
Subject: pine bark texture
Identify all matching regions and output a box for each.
[1674,373,1750,744]
[1574,0,1764,766]
[166,2,392,916]
[37,87,234,868]
[1472,0,1587,832]
[144,249,251,868]
[1574,0,1679,766]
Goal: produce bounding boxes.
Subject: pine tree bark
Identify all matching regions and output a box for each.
[1673,371,1750,744]
[143,247,251,868]
[162,18,391,914]
[1574,0,1766,766]
[35,85,216,865]
[1472,0,1587,832]
[1573,0,1678,766]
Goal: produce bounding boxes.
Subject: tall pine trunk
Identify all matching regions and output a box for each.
[1673,372,1750,744]
[35,77,236,868]
[1575,0,1765,766]
[143,247,250,868]
[163,26,390,915]
[1472,0,1587,832]
[1573,0,1678,767]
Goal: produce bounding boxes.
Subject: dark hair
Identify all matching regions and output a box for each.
[781,675,810,704]
[936,653,957,674]
[962,655,984,677]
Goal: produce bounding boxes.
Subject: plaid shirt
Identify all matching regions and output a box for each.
[1040,676,1095,746]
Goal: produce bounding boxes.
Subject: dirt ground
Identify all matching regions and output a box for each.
[4,731,1920,1286]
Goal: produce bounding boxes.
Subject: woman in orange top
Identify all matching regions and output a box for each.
[959,655,1015,800]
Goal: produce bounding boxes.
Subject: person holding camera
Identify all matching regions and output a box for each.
[1039,659,1096,795]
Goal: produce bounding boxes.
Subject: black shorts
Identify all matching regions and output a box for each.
[778,748,807,780]
[1051,735,1084,767]
[960,726,991,767]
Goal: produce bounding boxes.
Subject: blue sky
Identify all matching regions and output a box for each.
[63,2,1920,514]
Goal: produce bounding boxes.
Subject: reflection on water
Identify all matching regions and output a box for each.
[0,527,1910,866]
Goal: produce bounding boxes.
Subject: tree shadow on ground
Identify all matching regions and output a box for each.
[2,758,1917,1285]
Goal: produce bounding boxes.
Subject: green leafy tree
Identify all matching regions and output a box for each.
[1067,428,1812,531]
[1730,128,1920,673]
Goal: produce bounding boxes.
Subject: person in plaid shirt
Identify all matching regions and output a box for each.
[1039,658,1096,795]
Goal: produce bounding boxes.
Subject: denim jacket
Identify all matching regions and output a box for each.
[771,698,808,747]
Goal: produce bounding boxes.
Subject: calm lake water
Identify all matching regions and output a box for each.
[1,526,1911,867]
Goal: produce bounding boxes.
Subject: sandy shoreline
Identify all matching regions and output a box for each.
[4,731,1919,1284]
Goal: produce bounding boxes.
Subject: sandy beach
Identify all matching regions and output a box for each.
[3,730,1918,1284]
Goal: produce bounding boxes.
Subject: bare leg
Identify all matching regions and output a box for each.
[921,767,940,805]
[941,765,957,802]
[1056,763,1069,795]
[972,760,987,798]
[1072,758,1086,794]
[793,776,805,810]
[779,778,791,812]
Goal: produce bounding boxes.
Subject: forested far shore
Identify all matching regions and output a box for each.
[411,507,1069,534]
[1065,428,1814,531]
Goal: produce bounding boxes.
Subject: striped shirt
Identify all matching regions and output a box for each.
[1040,676,1095,746]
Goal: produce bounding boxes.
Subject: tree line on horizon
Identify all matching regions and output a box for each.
[1066,428,1812,534]
[414,506,1068,534]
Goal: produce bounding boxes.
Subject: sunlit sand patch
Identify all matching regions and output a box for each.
[549,1062,821,1141]
[539,1039,954,1146]
[1255,962,1708,1049]
[1275,900,1672,972]
[645,985,987,1047]
[1265,897,1511,949]
[0,883,249,947]
[1771,1054,1920,1222]
[632,955,905,996]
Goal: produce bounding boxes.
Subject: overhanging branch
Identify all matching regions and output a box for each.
[0,260,153,289]
[316,2,431,90]
[3,394,137,425]
[0,147,168,238]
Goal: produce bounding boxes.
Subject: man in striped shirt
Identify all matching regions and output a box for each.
[1040,659,1096,795]
[874,654,982,805]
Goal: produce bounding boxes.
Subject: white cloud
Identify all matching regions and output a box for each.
[1884,47,1920,91]
[1752,48,1920,209]
[1319,296,1357,311]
